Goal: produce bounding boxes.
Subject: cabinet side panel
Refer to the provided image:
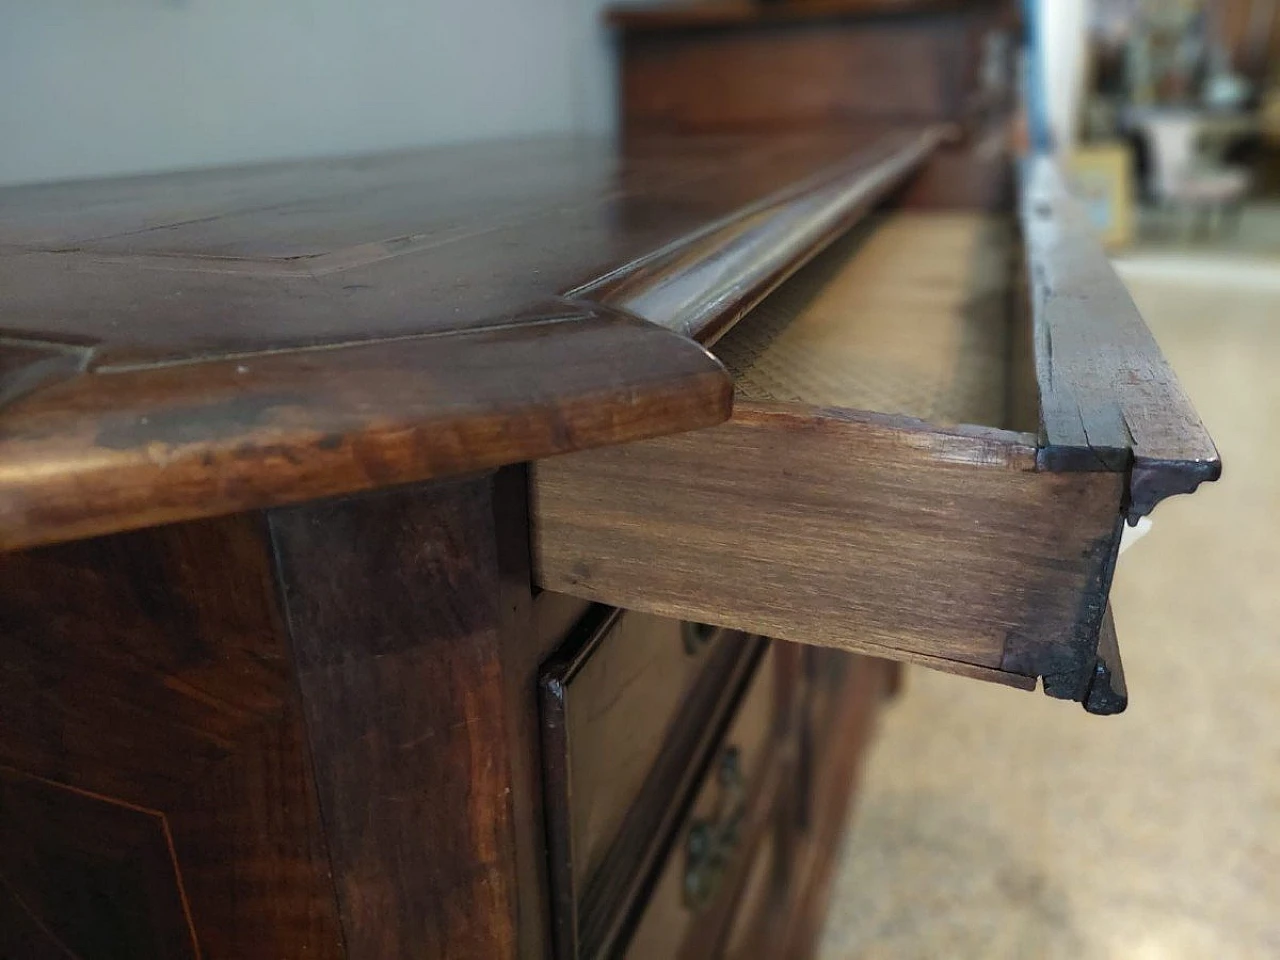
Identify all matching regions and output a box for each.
[0,515,344,959]
[533,407,1124,697]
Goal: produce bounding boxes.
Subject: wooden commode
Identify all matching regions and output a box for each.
[0,3,1218,958]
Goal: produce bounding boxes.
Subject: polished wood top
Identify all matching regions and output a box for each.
[0,127,941,550]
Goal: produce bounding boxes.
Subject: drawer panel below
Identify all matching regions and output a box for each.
[622,643,779,960]
[540,606,761,959]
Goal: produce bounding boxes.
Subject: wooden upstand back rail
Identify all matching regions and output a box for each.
[0,53,1216,960]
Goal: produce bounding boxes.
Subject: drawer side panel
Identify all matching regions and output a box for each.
[533,405,1124,697]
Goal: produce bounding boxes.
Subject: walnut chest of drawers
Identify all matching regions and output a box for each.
[0,121,1216,959]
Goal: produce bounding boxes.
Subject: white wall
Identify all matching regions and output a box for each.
[0,0,633,186]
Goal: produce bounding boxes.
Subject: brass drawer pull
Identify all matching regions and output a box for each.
[683,746,747,911]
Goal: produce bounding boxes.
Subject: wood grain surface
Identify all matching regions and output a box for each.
[0,136,900,362]
[580,638,766,960]
[0,304,728,552]
[0,514,344,959]
[534,404,1126,707]
[270,472,552,960]
[1021,157,1221,518]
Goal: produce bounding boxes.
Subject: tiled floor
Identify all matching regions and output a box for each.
[815,267,1280,959]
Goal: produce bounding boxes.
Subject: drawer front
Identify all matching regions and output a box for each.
[797,646,853,828]
[622,643,778,960]
[764,654,893,960]
[533,157,1219,715]
[804,646,852,753]
[804,654,890,834]
[540,606,761,960]
[719,825,780,960]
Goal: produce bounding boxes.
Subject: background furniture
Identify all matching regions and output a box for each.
[610,0,1017,134]
[1067,141,1136,247]
[611,0,1023,211]
[1128,108,1252,232]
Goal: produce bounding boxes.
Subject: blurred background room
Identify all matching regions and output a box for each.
[1,1,1276,959]
[819,2,1280,958]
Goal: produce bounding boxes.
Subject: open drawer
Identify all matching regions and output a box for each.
[532,148,1219,715]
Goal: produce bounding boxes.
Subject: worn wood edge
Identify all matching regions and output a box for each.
[774,627,1038,692]
[0,306,731,553]
[539,604,625,693]
[568,127,945,345]
[734,400,1042,470]
[1083,606,1127,715]
[1127,456,1222,521]
[533,577,1015,682]
[1000,511,1126,715]
[1020,156,1221,521]
[871,647,1036,692]
[0,337,94,409]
